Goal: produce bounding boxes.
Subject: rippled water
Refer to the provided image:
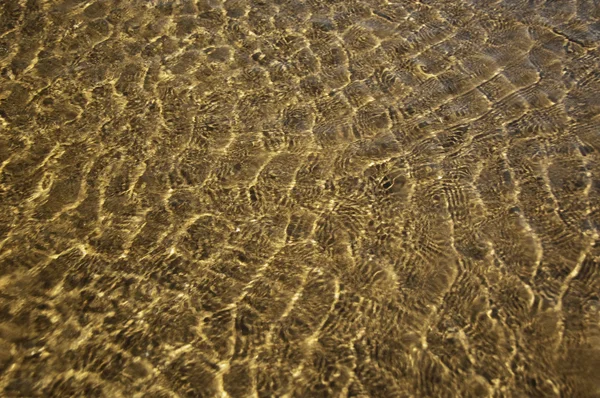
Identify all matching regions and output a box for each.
[1,0,600,396]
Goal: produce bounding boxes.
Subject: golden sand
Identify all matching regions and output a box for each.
[0,0,599,396]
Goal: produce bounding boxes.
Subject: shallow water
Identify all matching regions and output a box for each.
[1,0,600,396]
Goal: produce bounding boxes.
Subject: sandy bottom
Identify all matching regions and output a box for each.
[0,0,600,396]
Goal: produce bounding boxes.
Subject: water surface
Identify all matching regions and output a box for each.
[1,0,600,396]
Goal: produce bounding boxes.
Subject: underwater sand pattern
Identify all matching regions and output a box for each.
[1,0,600,396]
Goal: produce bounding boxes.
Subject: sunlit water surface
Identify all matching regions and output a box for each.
[1,0,600,396]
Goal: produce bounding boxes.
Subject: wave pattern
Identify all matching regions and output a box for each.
[0,0,600,396]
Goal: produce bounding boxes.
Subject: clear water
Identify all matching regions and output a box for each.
[0,0,599,396]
